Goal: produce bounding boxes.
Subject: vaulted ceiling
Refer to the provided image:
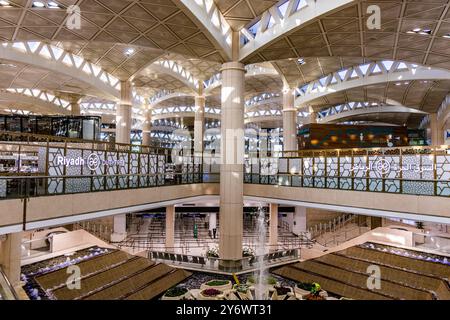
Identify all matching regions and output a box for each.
[0,0,448,129]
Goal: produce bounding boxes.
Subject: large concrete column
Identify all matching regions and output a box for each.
[110,214,127,242]
[142,105,152,146]
[115,80,132,145]
[111,81,132,242]
[429,113,444,146]
[292,206,307,236]
[218,61,245,270]
[209,212,217,231]
[306,106,317,124]
[68,94,81,116]
[282,89,298,152]
[194,89,206,155]
[165,205,175,252]
[0,232,22,286]
[269,203,278,249]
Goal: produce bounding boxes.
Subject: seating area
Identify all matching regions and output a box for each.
[21,247,191,300]
[273,242,450,300]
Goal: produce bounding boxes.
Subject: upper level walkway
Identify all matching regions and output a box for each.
[0,133,449,234]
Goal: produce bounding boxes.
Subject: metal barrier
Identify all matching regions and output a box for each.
[148,248,300,273]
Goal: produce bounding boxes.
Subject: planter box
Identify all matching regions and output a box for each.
[161,292,188,300]
[198,290,225,300]
[271,287,293,300]
[200,280,232,292]
[295,287,328,298]
[294,286,311,298]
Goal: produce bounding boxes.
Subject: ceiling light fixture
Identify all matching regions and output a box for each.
[32,1,45,7]
[0,1,11,6]
[407,27,432,35]
[125,48,135,57]
[297,58,306,65]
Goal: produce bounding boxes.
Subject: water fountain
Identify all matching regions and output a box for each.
[254,205,268,300]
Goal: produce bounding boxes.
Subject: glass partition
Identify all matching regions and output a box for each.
[0,114,101,140]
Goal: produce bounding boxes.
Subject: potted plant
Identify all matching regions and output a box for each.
[232,283,252,300]
[304,282,327,300]
[206,247,219,267]
[161,287,189,300]
[242,247,256,266]
[200,279,232,291]
[198,288,224,300]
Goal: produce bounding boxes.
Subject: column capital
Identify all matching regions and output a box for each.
[220,61,246,73]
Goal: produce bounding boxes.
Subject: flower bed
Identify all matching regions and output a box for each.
[198,288,224,300]
[161,287,189,300]
[295,282,328,299]
[200,279,232,291]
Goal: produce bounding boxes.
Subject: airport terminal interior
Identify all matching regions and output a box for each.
[0,0,450,302]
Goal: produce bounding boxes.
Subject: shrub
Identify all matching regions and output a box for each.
[164,287,188,297]
[206,280,229,287]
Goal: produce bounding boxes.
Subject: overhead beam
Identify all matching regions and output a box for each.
[295,61,450,107]
[239,0,355,61]
[0,42,121,101]
[175,0,233,61]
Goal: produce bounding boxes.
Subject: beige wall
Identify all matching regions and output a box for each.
[244,184,450,220]
[1,183,450,232]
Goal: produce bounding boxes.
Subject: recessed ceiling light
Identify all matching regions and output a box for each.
[48,1,60,8]
[0,63,16,68]
[32,1,45,7]
[0,1,11,6]
[125,48,135,57]
[297,58,306,65]
[408,27,433,35]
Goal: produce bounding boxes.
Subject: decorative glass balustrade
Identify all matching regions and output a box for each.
[0,138,449,199]
[244,147,450,197]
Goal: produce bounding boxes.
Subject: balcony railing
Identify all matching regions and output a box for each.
[0,139,448,200]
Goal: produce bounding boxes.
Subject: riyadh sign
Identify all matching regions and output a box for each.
[56,153,125,171]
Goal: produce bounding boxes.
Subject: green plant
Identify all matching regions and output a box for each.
[296,281,314,291]
[164,287,188,297]
[247,275,277,285]
[310,282,321,295]
[206,247,219,258]
[233,284,250,293]
[206,280,230,287]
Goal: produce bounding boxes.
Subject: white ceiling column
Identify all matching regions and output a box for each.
[142,101,152,147]
[219,57,246,271]
[115,81,132,145]
[282,88,297,152]
[194,85,206,155]
[68,94,82,116]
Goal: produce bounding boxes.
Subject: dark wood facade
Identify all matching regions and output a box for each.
[298,124,409,150]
